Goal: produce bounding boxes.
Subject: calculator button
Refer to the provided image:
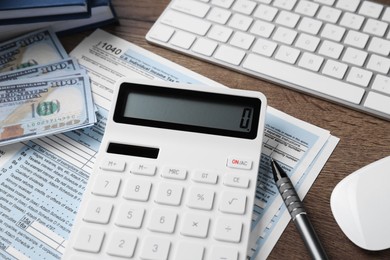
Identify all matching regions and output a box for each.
[161,166,187,180]
[115,204,145,229]
[106,231,137,258]
[154,182,184,206]
[91,174,121,197]
[214,217,243,243]
[101,159,126,172]
[186,187,215,210]
[73,227,105,253]
[130,163,156,176]
[83,200,113,224]
[223,174,250,188]
[226,156,253,170]
[148,208,178,233]
[123,178,152,201]
[192,170,218,184]
[210,246,239,260]
[180,212,210,238]
[175,241,204,260]
[140,236,171,260]
[219,191,247,215]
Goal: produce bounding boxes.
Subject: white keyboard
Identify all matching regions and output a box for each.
[62,79,267,260]
[146,0,390,121]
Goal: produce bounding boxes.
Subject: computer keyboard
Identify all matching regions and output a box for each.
[146,0,390,121]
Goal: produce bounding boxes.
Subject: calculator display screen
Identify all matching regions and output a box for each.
[114,83,262,139]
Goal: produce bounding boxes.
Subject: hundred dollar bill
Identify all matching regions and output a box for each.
[0,73,96,146]
[0,28,68,73]
[0,58,82,82]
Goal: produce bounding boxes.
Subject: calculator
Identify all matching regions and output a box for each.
[63,78,267,260]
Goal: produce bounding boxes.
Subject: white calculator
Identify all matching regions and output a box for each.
[63,78,267,260]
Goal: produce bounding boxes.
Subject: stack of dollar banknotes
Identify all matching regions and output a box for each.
[0,28,96,146]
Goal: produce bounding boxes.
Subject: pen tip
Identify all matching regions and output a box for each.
[270,158,287,181]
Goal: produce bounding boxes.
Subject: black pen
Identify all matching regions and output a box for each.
[271,158,328,260]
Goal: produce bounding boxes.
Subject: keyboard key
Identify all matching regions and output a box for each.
[214,217,243,243]
[339,12,364,30]
[273,0,297,11]
[230,31,255,50]
[364,92,390,115]
[210,246,239,260]
[161,166,187,180]
[101,159,126,172]
[170,31,196,49]
[192,170,218,184]
[243,54,364,104]
[228,13,253,31]
[207,7,232,24]
[140,236,171,260]
[272,26,297,44]
[123,178,152,201]
[317,6,341,23]
[294,33,320,52]
[212,0,234,9]
[294,0,319,17]
[214,45,246,65]
[187,186,215,210]
[372,75,390,94]
[346,67,372,87]
[171,0,210,18]
[298,52,324,72]
[92,174,121,197]
[130,163,156,176]
[223,174,250,188]
[275,45,300,64]
[359,1,383,18]
[335,0,360,12]
[322,59,348,79]
[115,204,145,229]
[83,200,113,224]
[366,54,390,74]
[208,25,233,42]
[368,37,390,56]
[250,20,275,38]
[363,19,388,37]
[342,47,367,66]
[254,4,278,21]
[321,23,345,41]
[298,17,322,35]
[344,30,369,49]
[175,242,204,260]
[154,182,184,206]
[193,38,218,56]
[219,191,247,214]
[180,213,210,238]
[148,24,175,43]
[252,38,277,57]
[73,228,105,253]
[275,10,300,28]
[160,10,211,36]
[232,0,256,15]
[148,208,177,233]
[106,232,137,258]
[318,40,344,59]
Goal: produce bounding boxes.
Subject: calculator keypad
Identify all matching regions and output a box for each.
[73,158,253,260]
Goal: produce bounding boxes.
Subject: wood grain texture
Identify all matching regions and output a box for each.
[59,0,390,259]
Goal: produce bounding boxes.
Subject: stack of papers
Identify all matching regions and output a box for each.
[0,29,338,260]
[0,28,96,146]
[0,0,117,42]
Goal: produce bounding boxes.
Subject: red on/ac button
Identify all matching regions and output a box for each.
[227,157,252,170]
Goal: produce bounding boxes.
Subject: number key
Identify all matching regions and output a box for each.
[115,204,145,229]
[123,178,152,201]
[92,174,121,197]
[140,236,171,260]
[83,200,113,224]
[106,231,137,258]
[73,227,105,253]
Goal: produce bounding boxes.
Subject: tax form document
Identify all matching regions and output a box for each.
[0,29,338,260]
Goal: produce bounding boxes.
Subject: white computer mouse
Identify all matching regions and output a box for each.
[330,155,390,251]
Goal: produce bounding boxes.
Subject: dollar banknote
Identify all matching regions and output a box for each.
[0,28,68,73]
[0,58,82,82]
[0,73,96,146]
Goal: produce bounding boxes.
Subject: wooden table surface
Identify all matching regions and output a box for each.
[60,1,390,259]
